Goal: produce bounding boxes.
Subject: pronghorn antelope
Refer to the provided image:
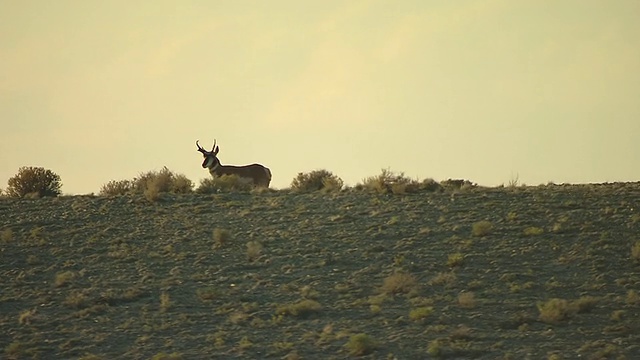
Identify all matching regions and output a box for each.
[196,139,272,187]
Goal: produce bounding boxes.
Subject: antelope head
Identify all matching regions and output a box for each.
[196,139,220,170]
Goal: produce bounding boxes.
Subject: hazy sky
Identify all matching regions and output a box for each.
[2,1,639,194]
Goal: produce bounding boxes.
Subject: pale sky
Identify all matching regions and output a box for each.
[1,1,639,194]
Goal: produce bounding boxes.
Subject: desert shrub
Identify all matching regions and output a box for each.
[196,175,252,193]
[55,271,76,287]
[276,299,322,317]
[344,333,378,356]
[6,166,62,197]
[213,228,230,247]
[99,179,133,196]
[100,167,193,196]
[440,179,476,190]
[359,168,418,194]
[357,169,440,194]
[1,228,13,243]
[171,173,193,193]
[458,292,476,308]
[196,287,220,301]
[409,306,433,321]
[523,226,544,236]
[537,298,573,323]
[573,296,599,313]
[246,241,263,262]
[381,271,418,295]
[471,221,493,237]
[133,167,193,194]
[420,178,443,192]
[447,253,465,267]
[290,169,343,192]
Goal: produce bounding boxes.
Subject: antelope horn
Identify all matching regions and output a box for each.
[196,140,207,153]
[212,139,219,154]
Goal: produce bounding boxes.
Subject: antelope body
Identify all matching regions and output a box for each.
[196,140,272,188]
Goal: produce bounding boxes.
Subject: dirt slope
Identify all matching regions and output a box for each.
[1,183,640,359]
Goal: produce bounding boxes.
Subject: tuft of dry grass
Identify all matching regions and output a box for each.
[276,299,322,317]
[213,228,230,247]
[246,241,263,262]
[538,298,571,323]
[447,253,465,267]
[160,292,171,313]
[472,221,493,237]
[196,175,252,193]
[409,306,433,321]
[344,333,378,356]
[429,272,457,287]
[523,226,544,236]
[625,290,640,305]
[631,241,640,261]
[381,271,418,295]
[18,309,37,325]
[1,228,14,243]
[573,296,598,314]
[144,184,161,202]
[450,325,473,340]
[196,287,219,302]
[63,291,88,308]
[54,271,76,287]
[458,292,476,308]
[537,298,574,323]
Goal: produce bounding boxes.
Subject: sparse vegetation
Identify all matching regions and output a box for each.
[440,179,476,191]
[159,292,171,312]
[1,180,639,358]
[100,167,193,196]
[54,271,76,287]
[358,168,425,194]
[537,297,598,324]
[458,292,477,308]
[99,179,133,196]
[523,226,544,236]
[0,228,13,243]
[447,253,465,267]
[18,309,37,325]
[196,174,252,193]
[213,228,230,247]
[537,298,572,323]
[344,333,377,356]
[381,271,418,295]
[409,306,433,321]
[472,220,493,237]
[276,299,322,317]
[632,241,640,261]
[6,166,62,197]
[196,287,219,301]
[291,169,343,192]
[246,241,263,262]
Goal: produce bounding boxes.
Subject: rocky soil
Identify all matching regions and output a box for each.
[1,183,640,359]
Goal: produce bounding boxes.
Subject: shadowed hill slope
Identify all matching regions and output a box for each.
[1,183,640,359]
